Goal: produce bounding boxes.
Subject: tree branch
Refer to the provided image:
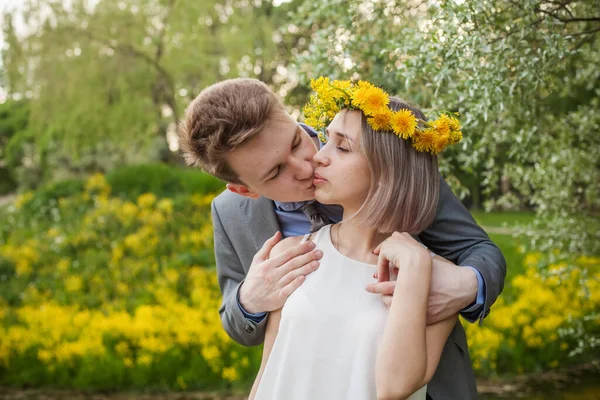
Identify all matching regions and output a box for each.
[63,27,178,115]
[536,7,600,24]
[569,26,600,37]
[154,0,177,63]
[488,18,545,44]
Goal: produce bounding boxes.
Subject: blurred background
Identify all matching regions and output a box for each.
[0,0,598,399]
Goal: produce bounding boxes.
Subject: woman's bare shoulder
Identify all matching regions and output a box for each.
[269,235,307,258]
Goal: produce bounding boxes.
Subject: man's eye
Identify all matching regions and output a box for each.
[269,167,280,180]
[292,136,302,149]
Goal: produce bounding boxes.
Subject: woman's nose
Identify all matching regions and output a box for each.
[313,148,329,166]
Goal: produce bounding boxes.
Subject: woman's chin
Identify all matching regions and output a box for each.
[314,188,337,205]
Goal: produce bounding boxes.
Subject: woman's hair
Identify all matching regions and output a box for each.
[352,97,440,234]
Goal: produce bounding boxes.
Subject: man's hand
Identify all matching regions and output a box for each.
[238,232,322,314]
[365,248,478,324]
[426,260,478,324]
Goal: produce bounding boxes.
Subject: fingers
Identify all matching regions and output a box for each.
[254,231,282,262]
[267,240,316,269]
[382,295,393,308]
[365,281,396,295]
[278,275,305,300]
[373,267,398,280]
[276,248,323,279]
[377,253,390,283]
[372,243,381,256]
[278,260,320,287]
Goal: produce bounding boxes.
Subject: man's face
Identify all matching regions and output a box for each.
[225,112,320,202]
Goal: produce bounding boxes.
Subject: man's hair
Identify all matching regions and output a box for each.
[177,78,286,183]
[353,97,440,234]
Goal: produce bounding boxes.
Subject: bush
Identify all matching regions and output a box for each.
[463,254,600,376]
[106,163,225,201]
[0,174,260,390]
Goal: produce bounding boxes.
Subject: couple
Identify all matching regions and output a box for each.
[178,78,506,399]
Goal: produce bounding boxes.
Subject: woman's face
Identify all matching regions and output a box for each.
[313,110,371,211]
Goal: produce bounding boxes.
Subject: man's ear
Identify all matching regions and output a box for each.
[226,183,260,199]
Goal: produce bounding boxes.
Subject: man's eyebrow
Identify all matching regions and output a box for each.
[259,126,301,182]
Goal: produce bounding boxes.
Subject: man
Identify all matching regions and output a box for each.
[178,78,505,399]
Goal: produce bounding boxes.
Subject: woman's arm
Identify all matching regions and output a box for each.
[248,235,304,399]
[249,308,282,400]
[374,234,457,400]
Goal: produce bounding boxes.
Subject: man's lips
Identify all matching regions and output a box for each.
[313,173,327,185]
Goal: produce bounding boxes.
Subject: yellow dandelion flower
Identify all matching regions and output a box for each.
[391,109,418,139]
[448,116,461,131]
[432,114,451,137]
[368,108,393,131]
[433,131,449,154]
[361,87,389,116]
[413,128,436,153]
[351,86,370,108]
[449,129,463,144]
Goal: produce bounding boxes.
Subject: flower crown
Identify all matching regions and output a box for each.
[302,77,462,155]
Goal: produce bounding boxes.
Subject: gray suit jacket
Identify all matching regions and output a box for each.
[211,176,506,399]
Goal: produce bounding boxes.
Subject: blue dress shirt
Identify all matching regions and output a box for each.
[237,123,485,323]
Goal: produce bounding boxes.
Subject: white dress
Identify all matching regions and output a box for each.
[255,225,427,400]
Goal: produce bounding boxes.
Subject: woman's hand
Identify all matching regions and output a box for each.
[373,232,431,284]
[365,232,431,307]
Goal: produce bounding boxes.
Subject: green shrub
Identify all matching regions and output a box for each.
[106,163,224,200]
[0,173,259,390]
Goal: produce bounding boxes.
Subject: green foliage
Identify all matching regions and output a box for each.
[290,0,600,253]
[106,163,225,201]
[0,173,259,390]
[0,100,30,193]
[1,0,303,187]
[290,0,600,355]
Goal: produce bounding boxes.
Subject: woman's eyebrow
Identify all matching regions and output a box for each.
[334,131,354,142]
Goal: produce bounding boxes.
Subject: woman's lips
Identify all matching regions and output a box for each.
[313,173,327,185]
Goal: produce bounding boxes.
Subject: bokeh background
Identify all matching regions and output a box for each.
[0,0,598,398]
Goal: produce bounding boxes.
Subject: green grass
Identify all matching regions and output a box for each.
[487,233,524,285]
[470,210,536,228]
[470,211,536,299]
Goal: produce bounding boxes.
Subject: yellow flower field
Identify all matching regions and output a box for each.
[0,173,598,389]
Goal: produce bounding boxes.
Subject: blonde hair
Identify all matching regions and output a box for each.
[177,78,287,183]
[353,97,440,234]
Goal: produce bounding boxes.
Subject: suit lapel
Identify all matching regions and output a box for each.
[240,196,281,252]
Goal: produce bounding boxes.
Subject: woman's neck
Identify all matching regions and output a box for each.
[333,209,390,264]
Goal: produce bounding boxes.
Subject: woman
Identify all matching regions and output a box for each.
[250,78,463,400]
